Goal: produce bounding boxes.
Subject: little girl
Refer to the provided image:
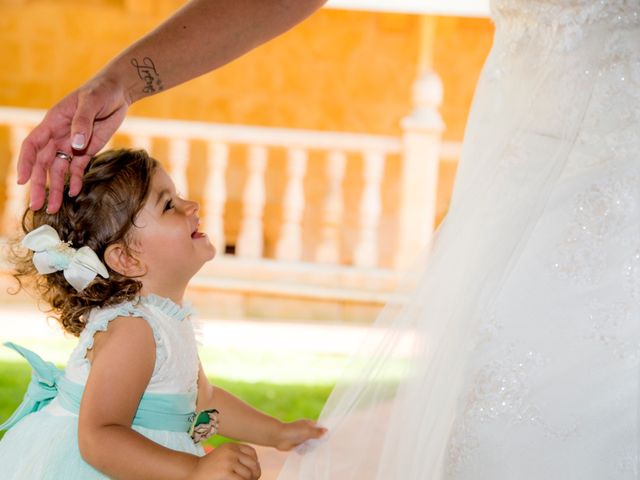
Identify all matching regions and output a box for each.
[0,148,326,479]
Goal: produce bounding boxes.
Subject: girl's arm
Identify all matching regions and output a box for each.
[196,362,326,450]
[18,0,328,213]
[78,316,259,480]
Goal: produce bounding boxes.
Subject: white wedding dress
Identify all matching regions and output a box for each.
[279,1,640,479]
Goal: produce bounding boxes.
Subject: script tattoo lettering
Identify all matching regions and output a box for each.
[131,57,164,94]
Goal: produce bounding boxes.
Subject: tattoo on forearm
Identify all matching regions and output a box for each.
[131,57,164,94]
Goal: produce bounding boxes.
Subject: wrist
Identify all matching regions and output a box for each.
[179,454,201,480]
[268,419,287,448]
[97,56,143,106]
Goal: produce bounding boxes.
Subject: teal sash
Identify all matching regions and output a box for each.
[0,342,196,433]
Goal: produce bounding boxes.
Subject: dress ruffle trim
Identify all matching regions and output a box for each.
[82,302,146,355]
[139,294,195,322]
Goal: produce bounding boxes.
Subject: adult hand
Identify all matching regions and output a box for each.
[17,0,326,215]
[17,74,130,213]
[191,443,261,480]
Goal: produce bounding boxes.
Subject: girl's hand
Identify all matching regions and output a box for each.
[192,443,261,480]
[274,419,327,451]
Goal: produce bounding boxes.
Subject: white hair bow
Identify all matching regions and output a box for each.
[21,225,109,292]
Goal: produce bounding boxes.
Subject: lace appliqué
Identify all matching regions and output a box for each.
[446,345,579,475]
[491,0,640,52]
[584,300,640,362]
[549,175,638,286]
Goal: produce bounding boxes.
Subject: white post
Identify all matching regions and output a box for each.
[168,138,190,197]
[130,135,152,154]
[353,150,385,268]
[315,150,346,264]
[394,15,444,269]
[275,148,308,261]
[2,126,28,235]
[236,146,268,258]
[394,70,444,269]
[203,141,229,254]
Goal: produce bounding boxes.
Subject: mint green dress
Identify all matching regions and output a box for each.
[0,295,205,479]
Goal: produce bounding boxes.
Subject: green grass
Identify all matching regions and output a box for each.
[0,360,334,446]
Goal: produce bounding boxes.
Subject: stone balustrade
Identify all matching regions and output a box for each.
[0,114,447,271]
[0,69,454,320]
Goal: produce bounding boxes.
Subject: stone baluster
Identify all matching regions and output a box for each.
[2,126,28,235]
[275,148,308,261]
[168,138,190,197]
[315,150,346,264]
[130,135,152,154]
[203,141,229,253]
[236,146,268,258]
[353,150,385,268]
[395,69,444,269]
[394,15,444,269]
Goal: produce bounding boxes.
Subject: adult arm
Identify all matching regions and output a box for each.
[18,0,327,213]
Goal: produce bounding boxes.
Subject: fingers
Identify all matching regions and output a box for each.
[312,425,328,439]
[211,443,260,480]
[237,444,258,460]
[46,155,72,214]
[17,136,38,186]
[68,155,91,197]
[237,447,261,479]
[232,462,255,480]
[17,119,55,186]
[29,141,57,211]
[70,90,98,152]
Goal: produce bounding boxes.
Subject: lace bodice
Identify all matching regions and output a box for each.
[491,0,640,50]
[64,294,200,394]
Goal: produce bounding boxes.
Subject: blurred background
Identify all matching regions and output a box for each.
[0,0,493,476]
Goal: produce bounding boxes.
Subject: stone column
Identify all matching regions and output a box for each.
[394,15,444,269]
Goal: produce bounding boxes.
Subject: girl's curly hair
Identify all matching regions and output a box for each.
[8,148,158,336]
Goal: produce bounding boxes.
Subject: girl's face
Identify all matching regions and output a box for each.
[130,167,215,298]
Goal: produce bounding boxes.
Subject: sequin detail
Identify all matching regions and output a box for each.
[491,0,640,51]
[584,300,640,361]
[550,175,638,285]
[446,345,579,475]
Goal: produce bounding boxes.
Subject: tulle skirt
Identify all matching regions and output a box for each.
[279,10,640,480]
[0,405,204,479]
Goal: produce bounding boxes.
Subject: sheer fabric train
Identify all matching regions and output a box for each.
[279,1,640,479]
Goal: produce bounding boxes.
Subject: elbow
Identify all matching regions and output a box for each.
[78,428,104,470]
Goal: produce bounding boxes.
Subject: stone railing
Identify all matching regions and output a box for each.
[0,74,451,271]
[0,71,457,320]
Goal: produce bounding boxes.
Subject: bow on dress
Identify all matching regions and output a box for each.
[22,224,109,292]
[0,342,64,431]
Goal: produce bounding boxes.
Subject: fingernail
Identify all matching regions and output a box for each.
[72,133,85,149]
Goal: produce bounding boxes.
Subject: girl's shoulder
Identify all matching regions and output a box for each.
[66,295,199,390]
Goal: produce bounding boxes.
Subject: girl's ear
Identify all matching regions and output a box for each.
[104,243,144,277]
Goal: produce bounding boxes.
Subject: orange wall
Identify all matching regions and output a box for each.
[0,2,495,265]
[0,1,493,139]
